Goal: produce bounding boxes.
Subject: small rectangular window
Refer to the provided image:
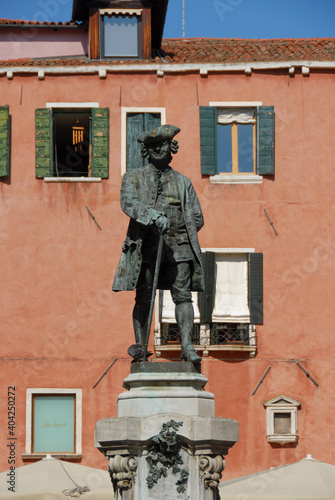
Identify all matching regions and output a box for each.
[53,110,90,177]
[264,396,300,445]
[100,11,142,59]
[274,412,291,435]
[104,16,138,57]
[25,388,82,458]
[217,108,256,175]
[33,395,75,453]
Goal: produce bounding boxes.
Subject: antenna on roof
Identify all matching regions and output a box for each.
[182,0,185,38]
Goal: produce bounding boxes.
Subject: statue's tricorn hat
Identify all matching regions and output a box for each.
[137,124,180,145]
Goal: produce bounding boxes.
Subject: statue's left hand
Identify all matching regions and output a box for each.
[155,215,169,234]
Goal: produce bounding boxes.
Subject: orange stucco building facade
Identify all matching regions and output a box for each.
[1,1,335,483]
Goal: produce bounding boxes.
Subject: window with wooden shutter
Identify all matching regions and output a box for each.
[200,106,217,176]
[161,251,263,326]
[199,105,274,179]
[0,106,9,177]
[155,250,261,356]
[199,251,215,324]
[91,107,109,178]
[126,112,161,171]
[257,106,275,175]
[35,108,53,178]
[126,113,146,171]
[35,107,109,179]
[249,252,263,325]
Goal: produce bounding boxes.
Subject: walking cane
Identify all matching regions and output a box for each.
[144,232,164,356]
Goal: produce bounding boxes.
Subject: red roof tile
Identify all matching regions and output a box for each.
[0,18,81,27]
[0,37,334,67]
[160,38,335,63]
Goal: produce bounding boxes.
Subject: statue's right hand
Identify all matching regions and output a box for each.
[155,215,169,234]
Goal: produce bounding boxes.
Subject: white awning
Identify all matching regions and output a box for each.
[219,457,335,499]
[161,291,200,323]
[212,254,250,322]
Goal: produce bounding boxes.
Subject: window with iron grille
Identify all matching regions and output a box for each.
[200,251,263,327]
[157,251,262,349]
[161,323,200,346]
[210,323,250,345]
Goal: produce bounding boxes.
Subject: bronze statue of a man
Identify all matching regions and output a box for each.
[113,125,204,363]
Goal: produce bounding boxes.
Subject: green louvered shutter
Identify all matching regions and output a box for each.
[200,106,217,175]
[91,108,109,178]
[126,112,161,171]
[257,106,274,175]
[144,113,161,166]
[127,113,145,171]
[0,106,9,177]
[35,108,53,178]
[249,253,263,325]
[144,112,161,133]
[199,252,216,324]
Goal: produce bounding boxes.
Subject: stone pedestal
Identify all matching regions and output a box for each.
[95,362,238,499]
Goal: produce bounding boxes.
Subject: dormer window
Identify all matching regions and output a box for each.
[83,2,160,61]
[100,9,142,59]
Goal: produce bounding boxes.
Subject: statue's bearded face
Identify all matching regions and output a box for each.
[147,139,171,164]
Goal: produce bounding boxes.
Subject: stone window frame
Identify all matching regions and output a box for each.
[22,388,82,460]
[264,395,301,445]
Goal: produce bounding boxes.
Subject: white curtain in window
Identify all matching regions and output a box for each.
[212,254,250,322]
[217,108,255,125]
[161,291,200,323]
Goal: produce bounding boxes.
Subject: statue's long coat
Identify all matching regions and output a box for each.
[112,164,205,292]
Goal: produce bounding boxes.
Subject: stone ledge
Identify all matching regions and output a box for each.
[22,453,82,460]
[95,413,238,457]
[122,370,209,391]
[131,360,201,374]
[119,368,215,418]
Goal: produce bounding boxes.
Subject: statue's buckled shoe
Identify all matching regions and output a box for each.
[181,344,201,363]
[128,344,153,363]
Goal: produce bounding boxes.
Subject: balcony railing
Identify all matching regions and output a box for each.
[160,323,200,345]
[160,323,251,346]
[210,323,250,345]
[155,322,257,358]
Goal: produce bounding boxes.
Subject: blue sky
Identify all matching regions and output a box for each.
[0,0,334,39]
